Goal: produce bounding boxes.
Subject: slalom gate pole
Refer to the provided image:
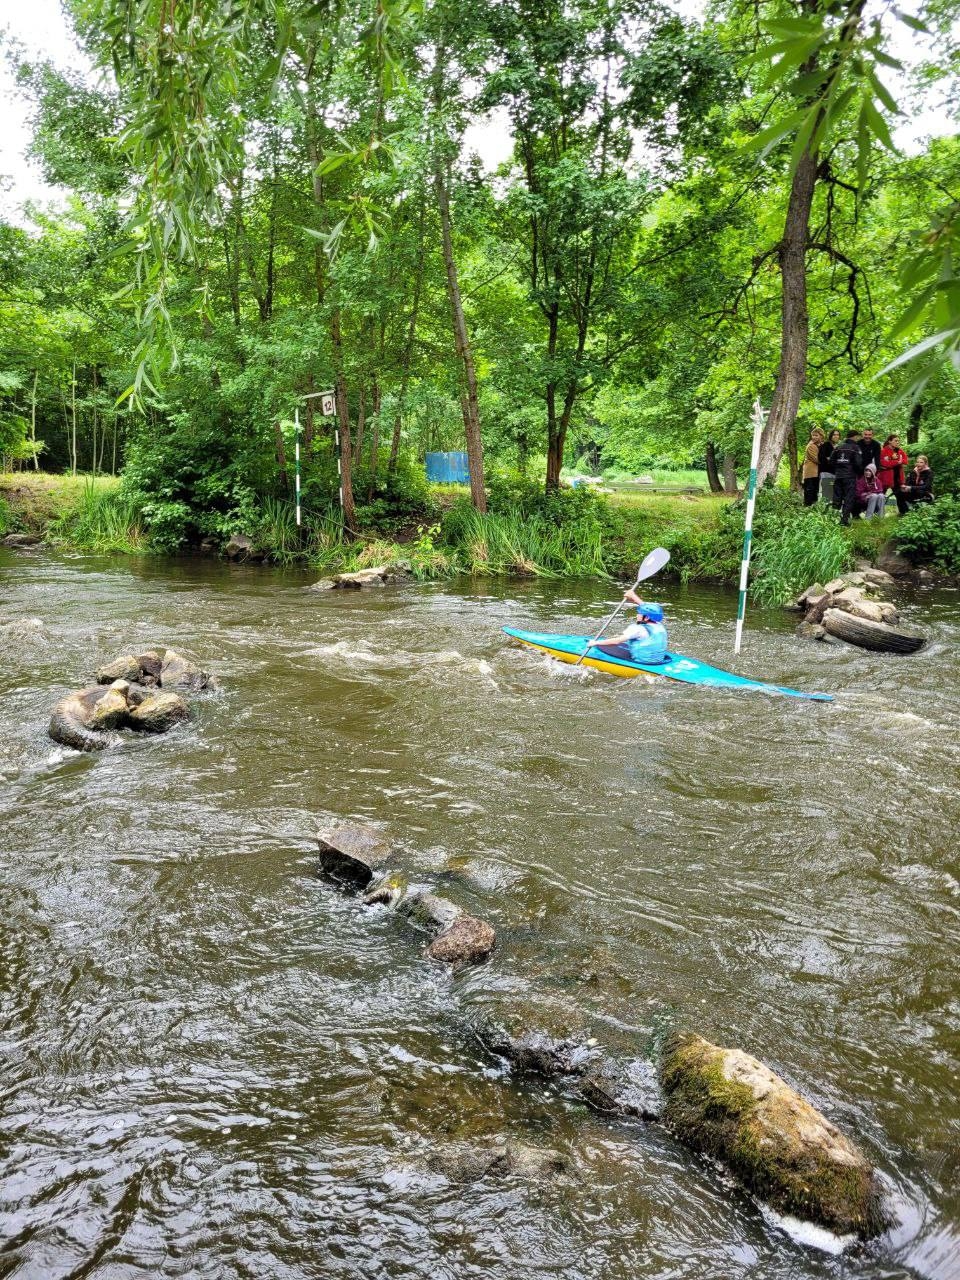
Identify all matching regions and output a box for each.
[294,406,302,527]
[734,399,766,656]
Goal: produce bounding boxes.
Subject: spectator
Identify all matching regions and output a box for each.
[831,430,864,526]
[896,455,934,514]
[879,435,909,496]
[854,463,886,518]
[818,429,841,504]
[802,428,824,506]
[860,427,881,471]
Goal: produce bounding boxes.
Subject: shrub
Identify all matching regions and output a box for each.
[895,497,960,571]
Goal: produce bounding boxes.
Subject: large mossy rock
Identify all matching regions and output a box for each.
[661,1033,885,1237]
[127,691,190,733]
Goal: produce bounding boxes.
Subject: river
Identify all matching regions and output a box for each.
[1,549,958,1279]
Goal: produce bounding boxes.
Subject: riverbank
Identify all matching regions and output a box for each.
[0,471,943,602]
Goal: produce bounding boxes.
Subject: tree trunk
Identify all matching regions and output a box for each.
[723,452,738,494]
[705,442,723,493]
[907,401,922,445]
[786,425,800,491]
[355,386,366,460]
[389,203,426,475]
[368,377,381,501]
[30,368,39,470]
[435,158,486,512]
[331,303,356,532]
[756,147,819,486]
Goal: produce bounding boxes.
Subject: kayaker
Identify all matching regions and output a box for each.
[597,592,669,664]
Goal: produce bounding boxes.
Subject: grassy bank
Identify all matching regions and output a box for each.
[0,470,914,601]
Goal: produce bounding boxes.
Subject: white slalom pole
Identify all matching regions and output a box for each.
[734,398,767,656]
[294,406,302,527]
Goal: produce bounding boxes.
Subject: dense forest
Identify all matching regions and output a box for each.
[1,0,959,575]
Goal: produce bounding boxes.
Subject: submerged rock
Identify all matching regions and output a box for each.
[796,621,827,642]
[127,691,190,733]
[475,1017,662,1121]
[660,1033,885,1237]
[426,915,496,967]
[2,533,42,548]
[332,565,412,589]
[318,822,392,888]
[396,887,462,934]
[425,1138,567,1184]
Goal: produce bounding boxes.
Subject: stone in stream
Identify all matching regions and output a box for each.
[474,1017,662,1121]
[317,822,392,889]
[425,1138,567,1183]
[96,654,143,684]
[88,682,133,730]
[136,649,165,684]
[127,691,190,733]
[332,565,412,589]
[160,648,215,692]
[426,915,496,967]
[795,621,827,642]
[660,1033,886,1237]
[49,684,124,751]
[2,533,42,547]
[396,886,463,933]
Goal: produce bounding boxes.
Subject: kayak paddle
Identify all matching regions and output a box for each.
[574,546,671,666]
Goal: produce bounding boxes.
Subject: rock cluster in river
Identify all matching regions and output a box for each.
[48,647,215,751]
[793,570,926,653]
[318,821,496,969]
[316,821,889,1240]
[309,564,413,591]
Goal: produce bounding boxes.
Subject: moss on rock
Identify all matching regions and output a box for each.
[661,1033,886,1237]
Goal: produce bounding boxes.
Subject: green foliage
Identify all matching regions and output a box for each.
[750,504,852,605]
[895,498,960,571]
[442,498,607,577]
[48,477,147,553]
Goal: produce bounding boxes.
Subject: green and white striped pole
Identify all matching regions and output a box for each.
[734,398,767,656]
[294,406,302,527]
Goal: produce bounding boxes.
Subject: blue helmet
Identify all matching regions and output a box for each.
[637,601,664,623]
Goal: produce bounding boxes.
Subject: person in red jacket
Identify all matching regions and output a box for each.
[878,435,908,495]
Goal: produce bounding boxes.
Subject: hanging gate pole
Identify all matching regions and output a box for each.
[734,399,767,656]
[294,406,302,527]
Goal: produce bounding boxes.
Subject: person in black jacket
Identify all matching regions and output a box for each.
[818,429,841,503]
[896,456,934,513]
[831,430,864,526]
[859,427,881,472]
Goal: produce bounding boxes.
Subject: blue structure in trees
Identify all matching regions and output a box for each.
[425,451,470,484]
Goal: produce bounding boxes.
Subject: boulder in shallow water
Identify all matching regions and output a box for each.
[333,567,391,588]
[841,599,900,626]
[88,683,132,730]
[135,649,165,684]
[317,822,392,888]
[426,914,496,967]
[160,648,214,691]
[425,1138,567,1184]
[861,568,897,592]
[396,887,463,934]
[96,655,142,685]
[796,621,827,642]
[127,691,190,733]
[661,1033,885,1236]
[2,533,42,548]
[49,685,117,751]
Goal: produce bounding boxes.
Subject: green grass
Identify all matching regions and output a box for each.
[47,476,148,553]
[0,471,123,535]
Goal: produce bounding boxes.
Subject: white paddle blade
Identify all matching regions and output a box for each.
[637,546,670,582]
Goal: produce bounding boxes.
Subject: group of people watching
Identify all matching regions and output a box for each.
[802,427,934,526]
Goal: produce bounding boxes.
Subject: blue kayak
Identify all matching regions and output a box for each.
[503,627,832,702]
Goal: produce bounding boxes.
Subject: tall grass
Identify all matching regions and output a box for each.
[442,505,607,576]
[256,496,301,564]
[48,478,148,553]
[751,507,852,604]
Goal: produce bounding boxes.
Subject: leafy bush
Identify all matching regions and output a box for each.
[895,497,960,570]
[49,478,148,553]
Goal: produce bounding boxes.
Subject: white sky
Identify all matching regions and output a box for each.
[0,0,954,222]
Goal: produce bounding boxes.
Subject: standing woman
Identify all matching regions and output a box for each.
[879,434,908,498]
[818,429,841,504]
[802,428,824,506]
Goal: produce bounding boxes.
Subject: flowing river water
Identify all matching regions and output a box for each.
[1,548,958,1280]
